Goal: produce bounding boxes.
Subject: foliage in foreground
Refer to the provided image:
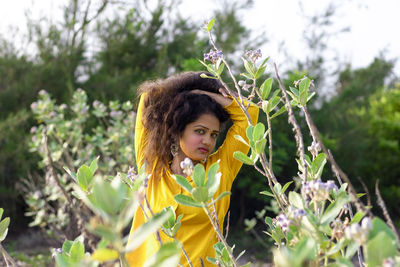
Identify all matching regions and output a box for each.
[2,19,399,267]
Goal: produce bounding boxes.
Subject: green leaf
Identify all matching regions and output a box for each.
[288,191,304,209]
[260,190,275,197]
[356,193,366,198]
[253,122,265,141]
[174,194,202,208]
[213,191,231,203]
[240,72,253,80]
[255,65,266,79]
[62,240,74,254]
[207,19,215,32]
[193,164,206,187]
[217,61,225,76]
[162,206,176,229]
[63,166,77,182]
[77,165,93,191]
[0,217,9,242]
[91,177,126,216]
[200,73,217,79]
[207,257,218,265]
[289,86,300,97]
[207,162,221,197]
[273,183,282,195]
[242,58,255,77]
[126,210,170,252]
[144,241,181,267]
[299,77,311,105]
[233,151,254,165]
[260,78,273,100]
[311,153,326,179]
[173,175,193,193]
[267,96,281,113]
[321,192,350,225]
[89,156,99,174]
[69,238,85,262]
[54,253,70,267]
[270,105,286,119]
[246,125,254,142]
[260,56,270,67]
[368,217,398,244]
[0,208,3,220]
[0,217,10,235]
[307,92,316,102]
[344,241,360,259]
[192,186,209,202]
[255,139,266,154]
[365,231,399,266]
[350,211,365,224]
[281,181,293,195]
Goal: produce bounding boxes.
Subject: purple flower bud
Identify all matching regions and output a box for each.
[81,106,88,114]
[30,126,38,134]
[38,90,48,96]
[30,102,38,110]
[93,100,101,108]
[204,49,223,63]
[127,167,137,183]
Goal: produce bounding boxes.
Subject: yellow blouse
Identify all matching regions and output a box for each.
[126,93,259,267]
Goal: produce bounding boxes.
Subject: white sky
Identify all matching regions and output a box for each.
[1,0,399,78]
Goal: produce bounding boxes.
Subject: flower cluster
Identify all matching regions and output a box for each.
[180,158,194,176]
[287,206,306,220]
[244,49,262,63]
[127,167,137,183]
[303,179,338,202]
[204,49,223,63]
[238,80,251,92]
[330,217,349,240]
[344,217,372,244]
[275,213,291,232]
[307,140,321,158]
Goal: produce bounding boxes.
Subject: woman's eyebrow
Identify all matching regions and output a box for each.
[194,125,220,133]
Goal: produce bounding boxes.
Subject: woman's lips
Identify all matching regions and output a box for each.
[199,147,209,153]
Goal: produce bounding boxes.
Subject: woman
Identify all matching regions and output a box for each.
[126,72,259,266]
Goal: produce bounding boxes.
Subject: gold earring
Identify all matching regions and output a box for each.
[170,139,179,157]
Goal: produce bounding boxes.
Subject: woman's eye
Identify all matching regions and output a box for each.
[211,133,218,139]
[195,129,205,134]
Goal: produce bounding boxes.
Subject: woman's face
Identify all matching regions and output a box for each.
[178,113,220,162]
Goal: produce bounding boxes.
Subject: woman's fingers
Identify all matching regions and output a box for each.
[219,88,228,97]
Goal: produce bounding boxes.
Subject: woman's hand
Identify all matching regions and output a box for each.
[191,89,232,107]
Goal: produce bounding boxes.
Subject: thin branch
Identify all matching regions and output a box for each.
[173,237,194,267]
[142,193,163,246]
[375,180,399,243]
[43,127,72,205]
[203,205,237,267]
[301,105,370,215]
[357,176,372,208]
[273,63,308,201]
[0,244,16,267]
[225,211,230,240]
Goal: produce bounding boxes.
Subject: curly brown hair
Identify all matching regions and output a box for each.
[137,71,229,178]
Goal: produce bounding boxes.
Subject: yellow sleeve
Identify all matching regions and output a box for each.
[134,93,148,169]
[210,99,259,183]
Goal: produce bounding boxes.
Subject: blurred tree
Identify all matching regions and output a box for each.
[313,58,398,219]
[0,0,264,232]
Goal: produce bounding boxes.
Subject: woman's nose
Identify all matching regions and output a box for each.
[202,135,212,145]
